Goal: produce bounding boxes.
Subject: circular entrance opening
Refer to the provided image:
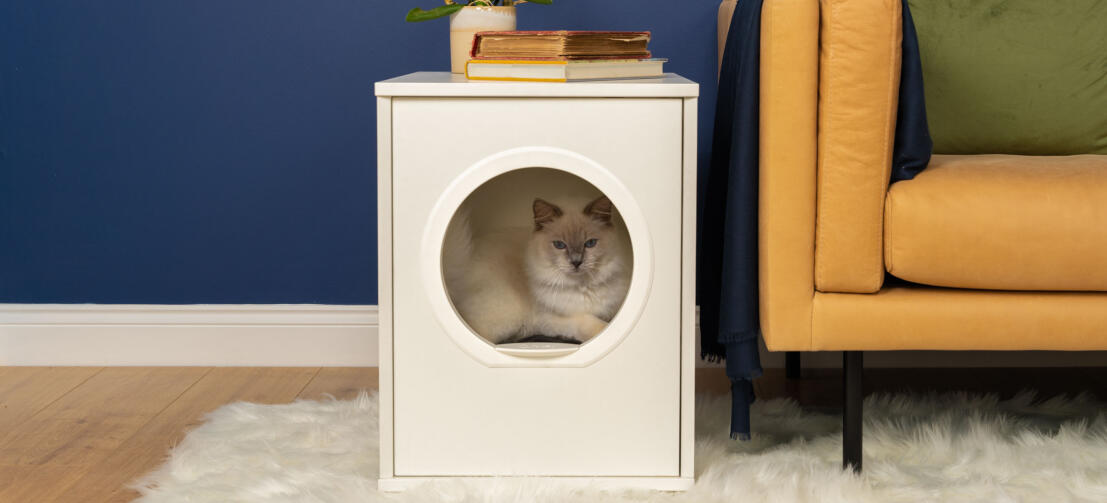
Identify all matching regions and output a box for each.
[441,167,634,351]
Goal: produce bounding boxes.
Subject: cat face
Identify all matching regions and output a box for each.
[532,196,618,278]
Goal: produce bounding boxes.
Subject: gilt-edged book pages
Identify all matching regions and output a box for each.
[470,30,652,60]
[465,58,666,82]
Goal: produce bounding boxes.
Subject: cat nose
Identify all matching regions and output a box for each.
[570,258,583,268]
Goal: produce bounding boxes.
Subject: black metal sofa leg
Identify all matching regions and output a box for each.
[785,351,802,379]
[843,351,863,472]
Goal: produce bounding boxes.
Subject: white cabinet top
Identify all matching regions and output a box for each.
[375,72,698,98]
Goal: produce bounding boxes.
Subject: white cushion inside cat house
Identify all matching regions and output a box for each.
[440,167,634,351]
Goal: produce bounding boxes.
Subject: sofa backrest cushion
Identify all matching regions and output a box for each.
[907,0,1107,155]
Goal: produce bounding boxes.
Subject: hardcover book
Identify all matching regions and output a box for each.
[470,30,652,60]
[465,58,665,82]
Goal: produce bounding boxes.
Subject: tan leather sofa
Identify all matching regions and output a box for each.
[720,0,1107,471]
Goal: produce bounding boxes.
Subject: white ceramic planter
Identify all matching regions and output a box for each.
[449,6,516,73]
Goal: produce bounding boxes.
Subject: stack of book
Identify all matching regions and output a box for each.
[465,31,665,82]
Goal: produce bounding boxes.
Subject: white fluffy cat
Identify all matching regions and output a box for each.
[443,196,631,344]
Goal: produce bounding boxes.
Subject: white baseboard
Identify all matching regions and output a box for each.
[2,304,1103,367]
[0,304,377,366]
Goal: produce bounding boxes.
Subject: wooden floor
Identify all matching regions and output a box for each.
[3,366,1107,502]
[0,367,377,502]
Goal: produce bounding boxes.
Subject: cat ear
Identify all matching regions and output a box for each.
[583,196,614,226]
[533,198,563,230]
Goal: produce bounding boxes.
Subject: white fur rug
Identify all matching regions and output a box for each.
[132,391,1107,502]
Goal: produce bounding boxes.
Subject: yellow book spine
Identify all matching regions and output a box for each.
[465,59,569,83]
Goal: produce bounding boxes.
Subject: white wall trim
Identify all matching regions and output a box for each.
[0,304,378,366]
[2,304,1103,367]
[0,304,377,326]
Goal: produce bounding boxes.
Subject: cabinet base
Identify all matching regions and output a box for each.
[378,476,695,493]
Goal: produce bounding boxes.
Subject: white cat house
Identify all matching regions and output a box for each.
[375,72,698,491]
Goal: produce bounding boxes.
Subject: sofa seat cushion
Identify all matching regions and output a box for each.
[884,154,1107,291]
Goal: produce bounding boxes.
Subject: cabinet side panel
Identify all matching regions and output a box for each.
[376,96,395,480]
[680,97,697,479]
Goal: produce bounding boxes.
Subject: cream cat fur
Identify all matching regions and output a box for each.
[443,196,631,344]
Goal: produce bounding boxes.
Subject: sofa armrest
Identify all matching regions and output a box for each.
[718,0,738,73]
[814,0,903,293]
[758,0,819,351]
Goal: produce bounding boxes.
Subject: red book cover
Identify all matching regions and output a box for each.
[469,30,652,60]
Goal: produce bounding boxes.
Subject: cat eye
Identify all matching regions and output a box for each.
[552,241,567,249]
[584,239,598,248]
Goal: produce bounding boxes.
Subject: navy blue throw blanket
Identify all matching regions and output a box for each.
[701,0,932,440]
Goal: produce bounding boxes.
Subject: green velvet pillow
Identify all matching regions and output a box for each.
[907,0,1107,155]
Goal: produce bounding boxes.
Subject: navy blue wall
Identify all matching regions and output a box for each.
[0,1,720,304]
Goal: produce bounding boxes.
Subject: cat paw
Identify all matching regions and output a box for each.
[578,316,609,341]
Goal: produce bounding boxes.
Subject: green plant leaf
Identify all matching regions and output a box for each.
[405,4,464,22]
[526,0,553,4]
